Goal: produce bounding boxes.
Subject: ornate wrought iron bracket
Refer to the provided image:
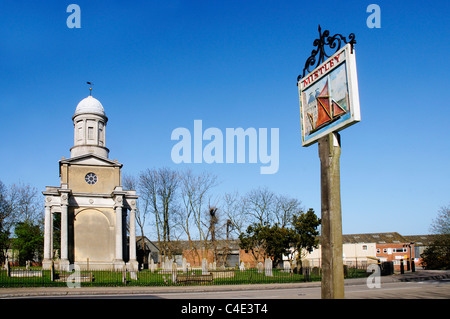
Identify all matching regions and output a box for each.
[297,25,356,83]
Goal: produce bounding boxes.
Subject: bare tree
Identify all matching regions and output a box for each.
[157,167,180,256]
[244,186,275,226]
[208,206,219,262]
[0,180,13,229]
[9,182,42,224]
[179,169,218,264]
[0,180,43,264]
[430,205,450,236]
[273,195,302,228]
[227,188,302,230]
[223,191,249,238]
[138,168,179,258]
[420,205,450,269]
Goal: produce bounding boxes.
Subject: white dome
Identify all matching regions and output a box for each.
[74,96,105,116]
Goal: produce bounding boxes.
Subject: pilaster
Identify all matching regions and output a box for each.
[113,191,125,269]
[42,201,53,270]
[59,189,71,270]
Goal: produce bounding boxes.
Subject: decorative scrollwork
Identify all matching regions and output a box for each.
[297,25,356,83]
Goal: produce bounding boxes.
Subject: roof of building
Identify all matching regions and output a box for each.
[135,233,438,254]
[74,95,105,117]
[136,237,241,253]
[136,236,160,252]
[403,234,440,246]
[342,232,406,244]
[316,232,436,245]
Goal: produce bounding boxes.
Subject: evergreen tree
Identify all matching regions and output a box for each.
[238,208,321,267]
[13,220,44,265]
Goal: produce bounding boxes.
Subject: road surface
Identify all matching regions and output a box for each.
[10,279,449,299]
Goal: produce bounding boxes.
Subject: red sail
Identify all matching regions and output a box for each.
[315,81,331,128]
[316,98,331,127]
[318,80,329,97]
[332,99,346,116]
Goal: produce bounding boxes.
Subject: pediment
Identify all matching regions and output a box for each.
[60,154,122,167]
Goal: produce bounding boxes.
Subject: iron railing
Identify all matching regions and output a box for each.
[0,265,369,288]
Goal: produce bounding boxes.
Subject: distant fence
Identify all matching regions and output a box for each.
[0,265,369,288]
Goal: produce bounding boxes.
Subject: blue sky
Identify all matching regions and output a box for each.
[0,0,449,236]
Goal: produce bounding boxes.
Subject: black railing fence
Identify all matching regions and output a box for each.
[0,265,370,288]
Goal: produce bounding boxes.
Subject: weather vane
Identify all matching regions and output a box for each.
[87,82,93,96]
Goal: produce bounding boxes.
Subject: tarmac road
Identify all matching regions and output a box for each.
[1,270,449,299]
[8,280,449,299]
[2,273,448,318]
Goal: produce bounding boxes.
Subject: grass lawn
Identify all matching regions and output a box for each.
[0,267,367,287]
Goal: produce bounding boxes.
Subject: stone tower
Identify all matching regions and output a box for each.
[42,94,138,270]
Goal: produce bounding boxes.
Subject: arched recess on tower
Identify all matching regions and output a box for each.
[74,208,115,264]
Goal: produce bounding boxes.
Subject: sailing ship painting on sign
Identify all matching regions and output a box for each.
[298,43,360,147]
[305,64,348,134]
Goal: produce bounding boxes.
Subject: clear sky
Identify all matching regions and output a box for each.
[0,0,449,236]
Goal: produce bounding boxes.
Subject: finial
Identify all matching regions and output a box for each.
[297,25,356,83]
[86,81,93,96]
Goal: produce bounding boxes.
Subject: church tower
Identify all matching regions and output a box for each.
[43,93,138,271]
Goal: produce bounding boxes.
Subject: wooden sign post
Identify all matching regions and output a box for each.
[318,132,344,298]
[297,26,360,299]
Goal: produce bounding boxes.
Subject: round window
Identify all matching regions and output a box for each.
[85,172,97,185]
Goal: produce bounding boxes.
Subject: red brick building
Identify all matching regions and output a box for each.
[342,232,433,271]
[138,233,435,271]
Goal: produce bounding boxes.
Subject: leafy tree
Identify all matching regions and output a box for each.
[239,208,321,267]
[13,220,43,265]
[239,222,294,266]
[239,222,268,263]
[290,208,321,266]
[421,206,450,270]
[420,237,450,270]
[0,180,12,264]
[262,224,294,266]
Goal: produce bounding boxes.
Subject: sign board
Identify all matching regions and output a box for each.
[298,43,361,147]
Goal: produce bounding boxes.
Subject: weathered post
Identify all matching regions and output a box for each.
[5,257,10,277]
[122,264,127,284]
[50,260,55,281]
[319,132,344,299]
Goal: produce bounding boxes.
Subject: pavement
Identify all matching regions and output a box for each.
[0,270,449,298]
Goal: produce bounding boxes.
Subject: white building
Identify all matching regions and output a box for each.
[300,242,377,268]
